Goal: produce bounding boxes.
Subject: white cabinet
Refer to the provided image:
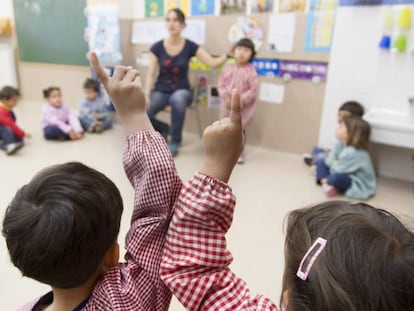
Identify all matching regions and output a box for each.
[0,43,17,87]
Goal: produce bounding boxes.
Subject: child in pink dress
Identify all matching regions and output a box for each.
[218,38,259,163]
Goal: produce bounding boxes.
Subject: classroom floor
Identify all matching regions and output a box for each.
[1,101,413,310]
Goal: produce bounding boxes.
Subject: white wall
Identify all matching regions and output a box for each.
[319,6,414,181]
[0,0,13,18]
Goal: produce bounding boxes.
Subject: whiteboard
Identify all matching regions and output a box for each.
[0,44,18,87]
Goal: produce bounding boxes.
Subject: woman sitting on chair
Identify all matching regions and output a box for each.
[145,8,230,157]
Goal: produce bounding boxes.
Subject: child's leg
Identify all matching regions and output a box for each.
[326,174,352,193]
[147,91,170,140]
[79,116,95,131]
[314,158,330,184]
[0,126,19,147]
[44,126,69,140]
[312,146,326,160]
[101,115,112,130]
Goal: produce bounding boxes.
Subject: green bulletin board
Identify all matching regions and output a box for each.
[13,0,89,66]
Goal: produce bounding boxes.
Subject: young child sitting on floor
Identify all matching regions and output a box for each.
[3,54,182,310]
[218,38,259,164]
[304,100,364,166]
[0,86,31,155]
[41,87,84,141]
[160,90,413,311]
[79,78,113,133]
[314,116,376,199]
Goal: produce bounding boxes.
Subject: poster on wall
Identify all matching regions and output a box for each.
[166,0,190,16]
[278,0,307,12]
[340,0,414,6]
[304,0,338,52]
[191,0,215,15]
[221,0,247,15]
[228,16,264,51]
[252,58,280,77]
[268,14,296,53]
[250,0,274,13]
[145,0,164,17]
[86,3,122,64]
[279,60,328,83]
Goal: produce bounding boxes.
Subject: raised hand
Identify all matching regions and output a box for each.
[201,89,243,182]
[89,52,153,132]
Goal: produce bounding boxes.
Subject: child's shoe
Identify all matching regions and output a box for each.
[5,142,24,155]
[87,123,96,133]
[94,123,104,133]
[168,142,179,157]
[322,183,338,197]
[303,153,313,166]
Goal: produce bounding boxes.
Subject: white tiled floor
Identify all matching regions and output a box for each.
[1,101,413,310]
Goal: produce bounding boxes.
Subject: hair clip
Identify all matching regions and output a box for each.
[296,237,327,281]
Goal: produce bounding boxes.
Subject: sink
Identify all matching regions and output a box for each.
[364,108,414,149]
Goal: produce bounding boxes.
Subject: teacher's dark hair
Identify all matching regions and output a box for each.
[167,8,186,25]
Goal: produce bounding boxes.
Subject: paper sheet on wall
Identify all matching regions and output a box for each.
[267,14,296,53]
[86,3,122,64]
[132,20,205,44]
[259,83,285,104]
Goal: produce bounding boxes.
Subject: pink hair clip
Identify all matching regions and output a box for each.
[296,237,327,281]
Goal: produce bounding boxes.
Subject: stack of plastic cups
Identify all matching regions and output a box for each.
[393,7,411,52]
[379,8,394,50]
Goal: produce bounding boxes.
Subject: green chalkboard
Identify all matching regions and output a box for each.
[13,0,89,66]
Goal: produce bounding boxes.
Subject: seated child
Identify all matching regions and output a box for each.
[2,54,182,310]
[79,78,113,133]
[0,86,30,155]
[218,38,259,164]
[304,100,364,166]
[314,116,376,199]
[160,90,414,311]
[41,87,84,141]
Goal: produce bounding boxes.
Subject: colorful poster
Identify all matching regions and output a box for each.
[221,0,247,15]
[278,0,307,12]
[279,60,328,83]
[251,0,274,13]
[340,0,414,6]
[228,16,264,51]
[252,58,280,77]
[304,0,338,52]
[86,3,122,64]
[145,0,164,17]
[166,0,189,16]
[191,0,215,15]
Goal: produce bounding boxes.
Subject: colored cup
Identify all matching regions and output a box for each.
[399,7,411,29]
[379,35,391,50]
[393,34,407,52]
[383,8,394,31]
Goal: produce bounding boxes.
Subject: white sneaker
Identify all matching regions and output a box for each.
[5,142,24,155]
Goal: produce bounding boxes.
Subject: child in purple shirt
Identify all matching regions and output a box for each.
[41,87,83,140]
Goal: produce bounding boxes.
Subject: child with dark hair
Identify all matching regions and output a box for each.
[218,37,259,164]
[160,92,414,310]
[0,86,31,155]
[79,78,112,133]
[41,87,84,140]
[314,116,376,199]
[3,53,183,310]
[304,100,365,166]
